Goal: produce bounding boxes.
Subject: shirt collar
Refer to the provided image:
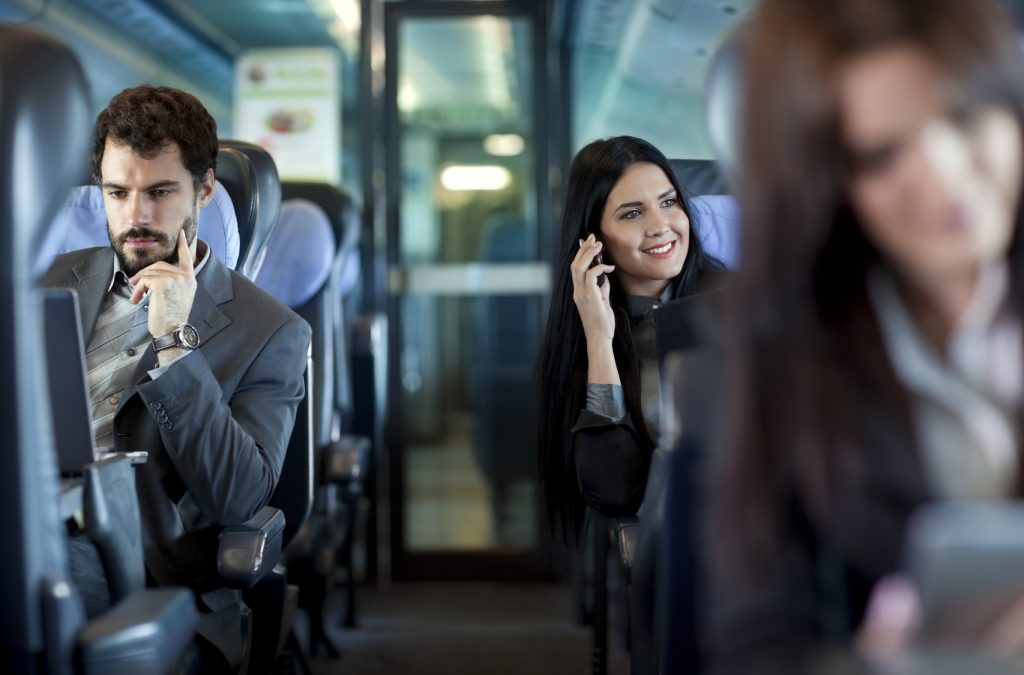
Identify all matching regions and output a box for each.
[868,260,1013,390]
[106,238,211,292]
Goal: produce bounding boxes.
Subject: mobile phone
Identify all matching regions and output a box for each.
[904,501,1024,643]
[589,244,606,287]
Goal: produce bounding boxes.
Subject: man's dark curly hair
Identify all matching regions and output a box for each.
[91,85,217,188]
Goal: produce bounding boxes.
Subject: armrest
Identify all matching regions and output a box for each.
[610,516,640,581]
[77,588,197,675]
[323,434,371,484]
[217,506,285,589]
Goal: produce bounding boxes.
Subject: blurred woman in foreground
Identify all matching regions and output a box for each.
[710,0,1024,669]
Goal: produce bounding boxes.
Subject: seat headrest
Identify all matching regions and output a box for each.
[39,181,240,273]
[690,195,740,269]
[280,182,359,255]
[280,181,361,298]
[705,26,747,181]
[217,140,281,280]
[254,199,335,309]
[670,159,727,197]
[1,26,92,282]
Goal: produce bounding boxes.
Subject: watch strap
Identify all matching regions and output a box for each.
[152,324,199,353]
[152,331,179,353]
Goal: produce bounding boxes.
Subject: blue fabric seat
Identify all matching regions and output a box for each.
[42,181,240,270]
[280,182,363,427]
[268,189,373,649]
[255,199,335,310]
[690,194,740,269]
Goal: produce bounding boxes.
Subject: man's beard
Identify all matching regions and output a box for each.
[109,206,198,278]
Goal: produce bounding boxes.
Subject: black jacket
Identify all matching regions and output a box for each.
[572,304,654,516]
[572,267,724,518]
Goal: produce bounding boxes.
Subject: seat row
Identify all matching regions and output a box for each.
[1,24,386,673]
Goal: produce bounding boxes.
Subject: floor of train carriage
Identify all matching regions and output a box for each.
[301,582,630,675]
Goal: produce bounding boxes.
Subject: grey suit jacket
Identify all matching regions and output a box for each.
[40,246,312,596]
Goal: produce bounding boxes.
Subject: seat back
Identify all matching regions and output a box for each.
[255,198,337,448]
[268,362,315,548]
[42,181,241,271]
[669,158,726,197]
[217,140,281,280]
[705,25,747,180]
[669,159,740,269]
[689,195,740,269]
[281,182,362,430]
[0,24,92,670]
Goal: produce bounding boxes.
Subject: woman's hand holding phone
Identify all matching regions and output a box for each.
[571,232,616,345]
[857,575,1024,668]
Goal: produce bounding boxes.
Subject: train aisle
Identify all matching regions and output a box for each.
[308,583,629,675]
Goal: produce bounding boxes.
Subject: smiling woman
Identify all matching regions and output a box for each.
[536,135,725,541]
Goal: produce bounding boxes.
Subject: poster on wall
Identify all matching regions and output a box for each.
[234,48,340,184]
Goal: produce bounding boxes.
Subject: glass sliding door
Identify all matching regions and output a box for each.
[384,1,553,580]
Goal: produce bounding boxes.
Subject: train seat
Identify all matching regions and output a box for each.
[669,158,740,269]
[258,195,371,652]
[690,194,740,269]
[1,24,197,674]
[216,139,282,280]
[280,182,376,631]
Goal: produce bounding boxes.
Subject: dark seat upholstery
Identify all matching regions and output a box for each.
[271,188,373,647]
[1,25,196,674]
[670,158,727,196]
[628,216,728,675]
[217,139,282,280]
[626,32,747,672]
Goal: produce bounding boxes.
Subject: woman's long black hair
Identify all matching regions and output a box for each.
[537,135,724,541]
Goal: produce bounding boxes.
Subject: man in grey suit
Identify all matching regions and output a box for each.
[40,85,310,667]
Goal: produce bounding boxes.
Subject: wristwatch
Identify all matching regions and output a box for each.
[152,323,201,353]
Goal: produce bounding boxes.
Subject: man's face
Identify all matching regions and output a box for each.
[100,138,214,277]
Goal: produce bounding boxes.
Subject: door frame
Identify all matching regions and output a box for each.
[382,0,560,581]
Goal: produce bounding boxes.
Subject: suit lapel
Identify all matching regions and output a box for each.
[70,249,116,340]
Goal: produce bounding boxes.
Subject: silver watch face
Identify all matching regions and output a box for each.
[178,324,200,349]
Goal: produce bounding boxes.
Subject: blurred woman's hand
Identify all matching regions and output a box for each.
[571,233,616,344]
[856,575,921,664]
[857,574,1024,667]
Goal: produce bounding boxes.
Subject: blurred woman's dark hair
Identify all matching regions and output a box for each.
[716,0,1024,580]
[537,135,722,541]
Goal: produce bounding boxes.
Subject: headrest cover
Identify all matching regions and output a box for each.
[690,195,740,269]
[705,26,746,181]
[255,199,336,309]
[41,181,240,272]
